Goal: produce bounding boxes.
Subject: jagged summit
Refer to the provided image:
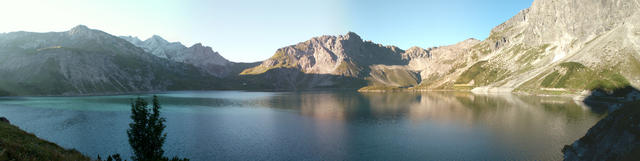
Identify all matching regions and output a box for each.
[405,46,428,54]
[302,31,364,44]
[343,32,363,42]
[240,30,407,77]
[120,34,231,77]
[144,35,170,46]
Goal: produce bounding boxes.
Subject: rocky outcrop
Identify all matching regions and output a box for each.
[238,32,408,89]
[562,102,640,161]
[241,32,405,77]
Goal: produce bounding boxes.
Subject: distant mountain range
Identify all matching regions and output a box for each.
[0,25,224,95]
[0,0,638,96]
[119,35,231,77]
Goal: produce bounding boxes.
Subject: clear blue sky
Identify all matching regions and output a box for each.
[0,0,532,62]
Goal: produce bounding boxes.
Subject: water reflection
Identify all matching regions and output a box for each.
[258,91,604,160]
[262,92,602,123]
[0,91,604,160]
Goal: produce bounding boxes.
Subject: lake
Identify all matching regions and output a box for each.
[0,91,604,160]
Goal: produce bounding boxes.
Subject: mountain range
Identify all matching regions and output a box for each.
[0,0,638,96]
[119,35,232,77]
[0,25,224,95]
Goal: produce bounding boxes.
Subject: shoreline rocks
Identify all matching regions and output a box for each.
[562,102,640,161]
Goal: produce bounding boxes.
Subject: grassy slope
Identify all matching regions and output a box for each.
[0,122,91,161]
[454,60,510,86]
[240,49,298,75]
[517,62,630,94]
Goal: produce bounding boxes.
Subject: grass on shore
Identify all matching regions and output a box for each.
[0,122,91,161]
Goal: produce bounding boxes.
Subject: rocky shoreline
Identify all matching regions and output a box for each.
[562,102,640,161]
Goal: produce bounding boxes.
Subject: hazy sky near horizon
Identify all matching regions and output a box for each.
[0,0,532,62]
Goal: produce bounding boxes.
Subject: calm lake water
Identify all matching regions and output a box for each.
[0,91,604,160]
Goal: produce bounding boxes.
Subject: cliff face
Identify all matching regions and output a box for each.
[460,0,640,94]
[352,0,640,94]
[0,25,221,96]
[237,30,487,90]
[241,32,404,77]
[238,32,406,89]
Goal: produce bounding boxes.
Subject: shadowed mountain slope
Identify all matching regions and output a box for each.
[0,25,223,96]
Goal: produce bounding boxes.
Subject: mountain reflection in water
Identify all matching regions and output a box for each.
[0,91,603,160]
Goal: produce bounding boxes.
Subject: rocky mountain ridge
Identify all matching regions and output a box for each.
[241,0,640,94]
[0,25,223,96]
[238,29,487,91]
[2,0,639,95]
[120,35,231,77]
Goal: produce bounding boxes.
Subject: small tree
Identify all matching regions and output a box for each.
[149,96,167,160]
[99,96,187,161]
[126,96,167,161]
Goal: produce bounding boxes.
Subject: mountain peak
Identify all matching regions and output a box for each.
[188,43,212,50]
[458,38,481,45]
[145,35,169,45]
[70,25,90,31]
[150,35,166,41]
[345,31,362,40]
[344,32,362,42]
[407,46,425,51]
[68,25,93,35]
[119,36,143,45]
[120,35,141,40]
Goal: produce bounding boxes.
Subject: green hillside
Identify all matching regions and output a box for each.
[0,121,91,161]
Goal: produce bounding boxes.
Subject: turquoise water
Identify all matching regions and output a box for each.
[0,91,603,160]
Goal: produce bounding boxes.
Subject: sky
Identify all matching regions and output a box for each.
[0,0,533,62]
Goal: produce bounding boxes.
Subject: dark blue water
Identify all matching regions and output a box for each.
[0,91,603,160]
